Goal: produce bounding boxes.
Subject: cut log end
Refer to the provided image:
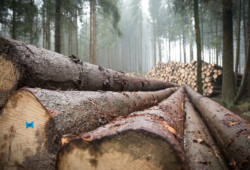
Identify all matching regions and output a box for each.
[0,54,19,107]
[56,130,184,170]
[0,90,58,170]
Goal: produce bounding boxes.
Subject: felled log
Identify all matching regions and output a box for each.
[0,87,176,170]
[184,97,230,170]
[0,37,175,108]
[185,85,250,170]
[56,87,187,170]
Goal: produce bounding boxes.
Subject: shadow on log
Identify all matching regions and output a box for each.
[0,36,175,108]
[184,85,250,170]
[0,87,176,170]
[56,87,188,170]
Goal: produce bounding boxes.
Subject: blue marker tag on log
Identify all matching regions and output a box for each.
[26,121,34,128]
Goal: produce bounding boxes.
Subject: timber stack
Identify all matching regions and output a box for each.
[145,60,244,96]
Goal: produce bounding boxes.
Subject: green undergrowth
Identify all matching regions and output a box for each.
[210,94,250,123]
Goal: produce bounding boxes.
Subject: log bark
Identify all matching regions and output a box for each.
[56,87,188,170]
[185,85,250,169]
[0,87,176,170]
[184,96,229,170]
[0,37,175,108]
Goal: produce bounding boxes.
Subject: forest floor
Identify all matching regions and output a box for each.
[210,94,250,123]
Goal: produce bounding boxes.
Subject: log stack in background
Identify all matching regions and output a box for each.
[145,60,244,96]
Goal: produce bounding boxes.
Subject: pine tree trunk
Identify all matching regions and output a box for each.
[194,0,203,95]
[189,3,193,62]
[55,0,61,53]
[12,0,16,40]
[68,13,72,55]
[153,22,156,65]
[0,87,176,170]
[235,0,241,89]
[46,0,51,50]
[140,11,143,75]
[89,0,94,64]
[216,20,219,64]
[183,26,186,63]
[56,87,188,170]
[179,37,182,62]
[93,0,97,64]
[221,0,235,108]
[185,85,250,170]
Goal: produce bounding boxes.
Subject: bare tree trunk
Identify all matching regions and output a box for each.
[75,11,78,57]
[221,0,235,108]
[89,0,94,64]
[12,0,16,40]
[235,0,242,89]
[179,37,182,62]
[140,10,143,75]
[194,0,203,95]
[216,20,219,64]
[56,87,188,170]
[46,0,51,50]
[42,0,46,47]
[55,0,61,53]
[93,0,97,64]
[153,21,156,65]
[183,26,186,63]
[235,0,250,102]
[68,12,72,55]
[189,3,193,62]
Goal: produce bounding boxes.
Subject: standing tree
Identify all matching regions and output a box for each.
[193,0,203,94]
[221,0,235,108]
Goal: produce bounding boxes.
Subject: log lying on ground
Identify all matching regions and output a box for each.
[185,85,250,169]
[0,87,176,170]
[184,97,230,170]
[56,87,187,170]
[0,37,175,108]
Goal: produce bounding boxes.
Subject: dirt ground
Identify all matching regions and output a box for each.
[210,94,250,123]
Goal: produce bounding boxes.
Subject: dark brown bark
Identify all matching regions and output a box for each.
[235,0,241,89]
[56,87,188,170]
[0,37,176,108]
[46,0,51,50]
[0,87,177,169]
[184,96,230,170]
[55,0,61,53]
[221,0,235,108]
[194,0,203,95]
[12,0,16,40]
[185,85,250,170]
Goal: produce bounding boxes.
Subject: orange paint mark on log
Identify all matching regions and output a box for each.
[161,122,176,134]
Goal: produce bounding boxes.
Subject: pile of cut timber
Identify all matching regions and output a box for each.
[145,60,243,96]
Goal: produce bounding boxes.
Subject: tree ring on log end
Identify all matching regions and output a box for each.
[0,90,56,170]
[56,130,183,170]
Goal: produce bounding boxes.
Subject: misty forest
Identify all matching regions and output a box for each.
[0,0,250,169]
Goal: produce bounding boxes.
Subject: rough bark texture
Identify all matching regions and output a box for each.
[193,0,203,95]
[221,0,235,108]
[56,87,188,170]
[0,37,175,108]
[185,85,250,170]
[0,87,176,170]
[184,96,230,170]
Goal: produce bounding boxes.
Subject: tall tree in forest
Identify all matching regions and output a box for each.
[235,0,250,102]
[193,0,203,94]
[46,0,51,49]
[89,0,121,65]
[221,0,235,108]
[55,0,62,53]
[189,1,193,62]
[234,0,241,89]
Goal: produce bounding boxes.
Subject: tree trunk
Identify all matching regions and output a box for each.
[216,20,219,65]
[180,36,182,62]
[158,37,162,62]
[140,10,143,75]
[56,87,188,170]
[93,0,97,64]
[184,96,230,170]
[194,0,203,95]
[235,0,241,90]
[12,0,16,40]
[55,0,61,53]
[0,37,176,108]
[153,21,156,65]
[89,0,94,64]
[0,87,176,169]
[185,85,250,170]
[183,27,186,64]
[42,0,46,48]
[75,11,78,57]
[221,0,235,108]
[189,3,193,62]
[235,0,250,102]
[46,0,51,50]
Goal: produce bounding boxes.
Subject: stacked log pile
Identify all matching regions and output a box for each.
[145,60,243,96]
